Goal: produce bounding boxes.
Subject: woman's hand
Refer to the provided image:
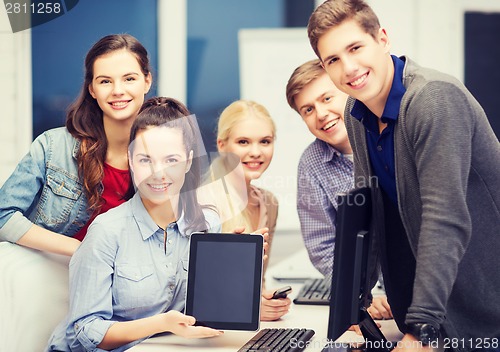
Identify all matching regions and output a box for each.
[232,226,270,260]
[163,311,223,338]
[260,289,291,321]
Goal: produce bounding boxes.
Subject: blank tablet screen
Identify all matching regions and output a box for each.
[185,233,263,331]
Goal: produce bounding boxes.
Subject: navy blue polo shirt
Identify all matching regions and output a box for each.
[351,55,406,206]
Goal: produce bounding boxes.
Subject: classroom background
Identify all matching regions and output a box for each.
[1,0,498,233]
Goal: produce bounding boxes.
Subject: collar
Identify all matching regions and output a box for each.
[381,55,406,121]
[319,139,344,163]
[351,55,406,124]
[131,193,189,241]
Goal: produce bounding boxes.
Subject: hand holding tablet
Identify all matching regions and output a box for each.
[185,233,264,331]
[231,226,270,260]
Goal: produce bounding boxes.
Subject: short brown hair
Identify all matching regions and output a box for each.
[286,59,326,112]
[307,0,380,59]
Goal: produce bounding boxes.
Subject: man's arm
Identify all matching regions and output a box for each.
[297,155,352,279]
[403,81,476,327]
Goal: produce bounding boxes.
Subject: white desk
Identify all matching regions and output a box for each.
[130,249,403,351]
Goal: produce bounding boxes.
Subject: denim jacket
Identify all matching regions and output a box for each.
[0,127,90,243]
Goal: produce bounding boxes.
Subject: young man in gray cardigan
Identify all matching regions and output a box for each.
[308,0,500,350]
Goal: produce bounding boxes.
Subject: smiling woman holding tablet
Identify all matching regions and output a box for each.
[46,98,223,352]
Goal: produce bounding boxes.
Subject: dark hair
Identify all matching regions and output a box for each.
[308,0,380,59]
[66,34,152,212]
[126,97,212,234]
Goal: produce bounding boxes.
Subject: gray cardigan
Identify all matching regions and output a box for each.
[345,56,500,345]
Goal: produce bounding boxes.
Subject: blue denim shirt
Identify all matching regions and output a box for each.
[46,192,221,352]
[0,127,90,242]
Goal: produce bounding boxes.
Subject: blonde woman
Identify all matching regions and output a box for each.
[207,100,289,321]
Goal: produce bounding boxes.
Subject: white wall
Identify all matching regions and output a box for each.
[352,0,500,81]
[0,11,32,186]
[239,28,316,231]
[157,0,187,104]
[369,0,462,79]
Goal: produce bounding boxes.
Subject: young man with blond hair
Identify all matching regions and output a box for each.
[286,59,392,320]
[286,59,352,279]
[308,0,500,349]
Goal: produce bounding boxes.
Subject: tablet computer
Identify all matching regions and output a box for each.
[185,233,263,331]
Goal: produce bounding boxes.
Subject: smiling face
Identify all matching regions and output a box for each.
[89,49,152,124]
[217,117,274,184]
[317,19,394,116]
[129,126,192,208]
[294,72,351,154]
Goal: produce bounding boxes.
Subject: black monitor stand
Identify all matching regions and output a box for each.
[322,313,392,352]
[358,308,393,352]
[354,231,393,352]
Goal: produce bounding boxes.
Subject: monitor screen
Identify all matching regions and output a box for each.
[325,187,391,349]
[326,187,372,341]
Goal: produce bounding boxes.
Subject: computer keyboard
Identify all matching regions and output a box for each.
[238,328,315,352]
[293,278,330,305]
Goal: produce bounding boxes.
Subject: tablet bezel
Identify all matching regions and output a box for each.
[185,232,263,331]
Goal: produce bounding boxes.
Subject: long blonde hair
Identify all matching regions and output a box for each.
[205,100,276,232]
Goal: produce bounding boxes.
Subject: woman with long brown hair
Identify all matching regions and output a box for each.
[0,34,152,256]
[47,97,222,351]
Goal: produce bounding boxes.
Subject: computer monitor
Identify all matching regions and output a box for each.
[324,187,392,351]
